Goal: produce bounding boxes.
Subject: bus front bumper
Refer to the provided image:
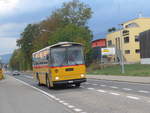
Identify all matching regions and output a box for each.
[53,78,86,85]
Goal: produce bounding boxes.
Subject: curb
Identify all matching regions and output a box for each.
[87,76,150,84]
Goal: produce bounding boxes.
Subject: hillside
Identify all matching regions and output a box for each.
[0,54,12,64]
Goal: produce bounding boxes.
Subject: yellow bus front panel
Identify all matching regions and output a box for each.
[51,65,86,83]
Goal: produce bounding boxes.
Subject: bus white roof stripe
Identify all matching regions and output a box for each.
[32,42,82,55]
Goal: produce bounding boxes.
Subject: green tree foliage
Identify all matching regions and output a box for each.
[52,0,92,26]
[17,24,40,70]
[48,24,92,54]
[108,27,116,33]
[9,49,25,70]
[10,0,93,70]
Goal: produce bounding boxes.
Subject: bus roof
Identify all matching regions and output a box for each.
[32,42,82,55]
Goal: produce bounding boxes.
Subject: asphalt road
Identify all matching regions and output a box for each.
[2,73,150,113]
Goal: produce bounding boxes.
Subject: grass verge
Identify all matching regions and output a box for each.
[87,64,150,76]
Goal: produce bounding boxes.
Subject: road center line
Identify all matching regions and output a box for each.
[138,90,149,93]
[74,108,82,112]
[123,88,132,91]
[92,84,98,85]
[87,88,95,90]
[67,105,75,108]
[126,96,140,100]
[110,92,120,96]
[59,100,64,103]
[97,89,107,93]
[110,86,118,89]
[80,86,85,88]
[63,103,69,105]
[100,85,106,87]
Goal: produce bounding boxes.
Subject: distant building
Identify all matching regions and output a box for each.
[92,39,106,48]
[139,29,150,64]
[107,17,150,63]
[91,39,107,63]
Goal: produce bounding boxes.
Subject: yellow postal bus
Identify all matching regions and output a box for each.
[32,42,86,88]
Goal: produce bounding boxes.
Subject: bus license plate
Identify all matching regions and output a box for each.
[68,81,73,83]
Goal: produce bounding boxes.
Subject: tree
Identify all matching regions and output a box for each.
[108,27,116,33]
[48,24,92,54]
[9,49,24,70]
[10,0,93,70]
[52,0,92,26]
[17,24,40,70]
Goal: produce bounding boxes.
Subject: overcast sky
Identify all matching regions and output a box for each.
[0,0,150,55]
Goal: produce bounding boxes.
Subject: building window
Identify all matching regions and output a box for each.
[135,49,140,54]
[125,50,130,54]
[122,30,129,36]
[108,40,112,46]
[135,35,139,42]
[124,37,129,43]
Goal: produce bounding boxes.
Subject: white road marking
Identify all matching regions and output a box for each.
[97,89,107,93]
[74,108,82,112]
[59,100,64,103]
[62,103,69,105]
[138,90,149,93]
[110,86,118,89]
[55,98,60,101]
[67,105,75,108]
[13,77,87,113]
[123,88,132,91]
[100,85,106,87]
[110,92,120,96]
[87,88,95,90]
[127,96,140,100]
[92,84,98,86]
[80,86,85,88]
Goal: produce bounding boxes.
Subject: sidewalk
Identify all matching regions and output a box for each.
[0,75,69,113]
[87,75,150,84]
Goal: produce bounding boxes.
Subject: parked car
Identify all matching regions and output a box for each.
[12,71,20,76]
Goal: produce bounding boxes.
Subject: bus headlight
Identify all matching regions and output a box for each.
[81,74,85,77]
[55,77,59,80]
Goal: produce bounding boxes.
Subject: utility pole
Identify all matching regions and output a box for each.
[120,29,125,74]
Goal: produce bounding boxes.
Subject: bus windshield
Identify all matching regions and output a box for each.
[51,46,84,67]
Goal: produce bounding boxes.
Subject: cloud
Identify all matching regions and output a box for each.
[0,0,19,16]
[0,23,27,38]
[0,23,26,55]
[0,0,69,17]
[0,37,17,55]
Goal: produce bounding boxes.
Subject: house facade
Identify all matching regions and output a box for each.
[107,17,150,63]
